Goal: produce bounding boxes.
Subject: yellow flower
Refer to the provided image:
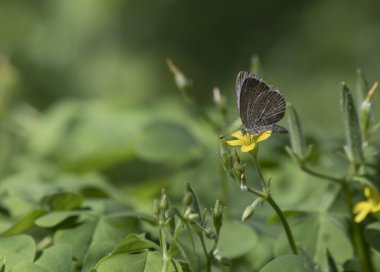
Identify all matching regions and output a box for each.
[226,130,271,152]
[353,186,380,223]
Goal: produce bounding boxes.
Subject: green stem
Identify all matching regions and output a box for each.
[246,186,298,255]
[341,180,373,272]
[246,186,268,199]
[252,154,267,190]
[300,164,342,183]
[160,223,169,272]
[199,234,211,272]
[267,196,298,255]
[167,220,185,257]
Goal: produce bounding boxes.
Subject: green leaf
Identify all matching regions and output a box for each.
[96,251,182,272]
[91,214,141,245]
[340,83,364,165]
[42,192,83,211]
[364,222,380,252]
[217,220,258,259]
[135,121,203,166]
[287,104,307,159]
[260,255,304,272]
[54,221,96,263]
[0,235,36,271]
[112,233,160,254]
[326,249,338,272]
[0,209,46,237]
[275,214,353,270]
[82,242,114,272]
[35,244,72,272]
[34,210,84,227]
[12,262,48,272]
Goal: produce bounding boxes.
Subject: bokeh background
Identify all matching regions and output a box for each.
[2,1,380,270]
[1,0,380,238]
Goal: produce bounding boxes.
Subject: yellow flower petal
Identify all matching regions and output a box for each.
[364,187,372,198]
[354,206,371,223]
[353,202,371,213]
[241,143,256,152]
[226,139,244,146]
[231,130,243,139]
[255,131,272,142]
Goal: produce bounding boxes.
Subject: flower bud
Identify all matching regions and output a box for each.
[242,198,262,222]
[183,192,193,206]
[166,59,191,96]
[213,200,223,232]
[205,228,217,239]
[187,213,199,221]
[242,205,255,222]
[152,199,160,216]
[160,192,169,211]
[360,81,378,141]
[214,254,232,266]
[184,207,192,219]
[213,87,222,105]
[213,87,227,116]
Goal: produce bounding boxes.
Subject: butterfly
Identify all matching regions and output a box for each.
[236,71,288,135]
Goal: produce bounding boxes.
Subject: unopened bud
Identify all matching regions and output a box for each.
[213,87,227,115]
[242,198,262,222]
[184,207,192,218]
[160,194,169,211]
[214,254,232,266]
[205,228,217,239]
[213,87,222,105]
[213,200,223,232]
[242,205,255,222]
[360,81,378,141]
[152,199,160,216]
[166,59,191,92]
[183,192,193,206]
[188,213,199,221]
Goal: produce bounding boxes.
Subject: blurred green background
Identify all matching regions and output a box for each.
[0,0,380,209]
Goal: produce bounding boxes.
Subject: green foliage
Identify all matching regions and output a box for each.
[1,26,380,270]
[260,255,305,272]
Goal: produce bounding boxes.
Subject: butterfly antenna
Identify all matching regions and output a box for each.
[219,128,238,139]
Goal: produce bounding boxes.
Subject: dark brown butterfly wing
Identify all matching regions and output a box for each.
[252,90,286,126]
[236,71,269,110]
[238,76,270,127]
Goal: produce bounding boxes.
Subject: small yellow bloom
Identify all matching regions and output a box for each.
[353,186,380,223]
[226,130,271,152]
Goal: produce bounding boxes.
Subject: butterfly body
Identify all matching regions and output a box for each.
[236,71,288,135]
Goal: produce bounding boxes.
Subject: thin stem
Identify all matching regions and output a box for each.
[160,223,169,272]
[266,196,298,255]
[341,180,373,272]
[167,220,185,257]
[247,153,297,255]
[246,186,298,255]
[198,234,211,272]
[300,164,342,183]
[252,154,267,190]
[246,186,268,199]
